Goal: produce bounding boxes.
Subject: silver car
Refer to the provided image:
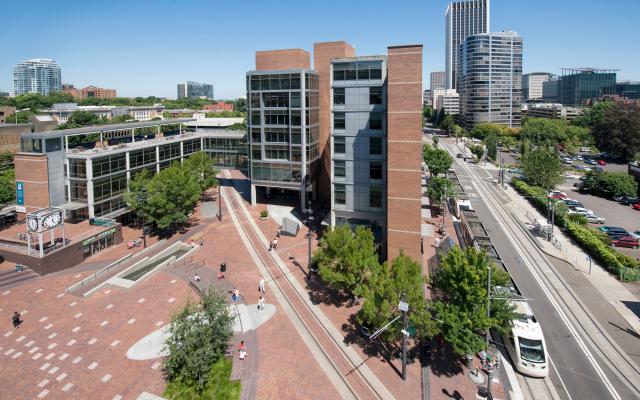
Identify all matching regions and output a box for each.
[585,214,606,224]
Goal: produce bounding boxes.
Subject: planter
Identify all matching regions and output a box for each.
[259,216,268,221]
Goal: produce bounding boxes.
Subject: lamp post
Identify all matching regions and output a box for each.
[137,188,148,248]
[14,108,30,125]
[304,201,314,272]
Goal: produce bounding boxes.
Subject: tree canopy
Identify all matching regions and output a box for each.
[572,101,615,128]
[471,123,516,140]
[485,133,498,160]
[519,147,563,189]
[162,286,235,393]
[592,104,640,161]
[520,117,590,149]
[430,247,515,356]
[358,252,433,341]
[423,144,453,176]
[582,170,638,198]
[314,224,380,299]
[183,152,219,191]
[428,176,454,206]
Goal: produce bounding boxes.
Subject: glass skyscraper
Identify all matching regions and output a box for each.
[445,0,490,90]
[13,58,62,96]
[458,31,523,128]
[558,69,617,106]
[177,81,214,99]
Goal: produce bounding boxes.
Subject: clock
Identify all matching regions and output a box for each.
[27,216,38,232]
[42,211,63,229]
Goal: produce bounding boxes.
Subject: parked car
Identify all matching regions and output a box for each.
[597,159,607,166]
[574,155,584,161]
[633,203,640,211]
[456,153,463,158]
[585,214,606,224]
[613,195,625,202]
[621,196,639,205]
[628,230,640,239]
[567,207,594,216]
[586,159,598,165]
[548,190,568,199]
[563,158,574,165]
[599,226,629,235]
[612,236,639,249]
[562,199,584,208]
[575,166,591,172]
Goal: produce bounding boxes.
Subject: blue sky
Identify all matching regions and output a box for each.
[1,0,638,99]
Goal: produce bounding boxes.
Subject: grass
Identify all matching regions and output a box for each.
[163,358,240,400]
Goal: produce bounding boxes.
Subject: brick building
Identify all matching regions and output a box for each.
[247,42,423,262]
[63,84,117,99]
[203,102,234,112]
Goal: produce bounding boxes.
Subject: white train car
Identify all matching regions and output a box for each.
[502,300,549,378]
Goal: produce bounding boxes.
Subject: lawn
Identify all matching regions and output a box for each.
[163,357,240,400]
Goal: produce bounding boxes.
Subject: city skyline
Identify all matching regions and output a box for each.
[1,0,639,99]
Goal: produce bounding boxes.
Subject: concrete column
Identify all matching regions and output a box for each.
[65,161,71,204]
[250,184,257,206]
[86,158,95,218]
[125,151,130,182]
[156,146,160,173]
[131,128,135,143]
[180,140,184,164]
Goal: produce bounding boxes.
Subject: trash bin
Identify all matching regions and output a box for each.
[220,262,227,273]
[465,354,474,369]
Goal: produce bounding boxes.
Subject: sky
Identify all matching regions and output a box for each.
[1,0,639,99]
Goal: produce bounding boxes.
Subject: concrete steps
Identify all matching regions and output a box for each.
[0,268,39,289]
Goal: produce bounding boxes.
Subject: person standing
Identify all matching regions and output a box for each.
[258,296,265,310]
[12,311,21,328]
[272,238,278,251]
[258,279,265,293]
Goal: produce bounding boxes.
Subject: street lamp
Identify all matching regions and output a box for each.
[14,108,30,125]
[304,201,314,272]
[137,188,148,248]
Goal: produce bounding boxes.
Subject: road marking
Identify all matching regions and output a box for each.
[447,142,622,400]
[35,288,43,293]
[72,356,82,364]
[32,353,43,360]
[25,340,34,347]
[38,379,49,387]
[168,297,175,303]
[37,389,49,398]
[45,353,56,360]
[110,340,119,347]
[15,335,25,342]
[100,320,109,327]
[170,279,177,284]
[73,313,82,318]
[58,353,68,360]
[72,327,81,333]
[56,373,67,382]
[127,318,136,324]
[56,293,65,298]
[39,317,48,323]
[101,374,112,382]
[138,298,145,303]
[66,340,76,346]
[88,338,97,345]
[62,383,74,392]
[2,290,10,295]
[106,304,114,309]
[69,302,77,307]
[104,289,111,294]
[44,323,53,330]
[88,361,98,370]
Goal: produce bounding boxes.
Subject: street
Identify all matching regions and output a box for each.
[439,138,640,400]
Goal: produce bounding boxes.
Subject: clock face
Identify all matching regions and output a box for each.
[27,217,38,232]
[42,211,62,229]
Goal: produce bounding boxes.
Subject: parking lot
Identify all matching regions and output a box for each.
[557,178,640,257]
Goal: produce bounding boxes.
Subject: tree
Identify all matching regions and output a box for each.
[225,120,247,131]
[572,101,615,128]
[358,252,433,341]
[423,144,454,177]
[47,91,74,104]
[519,148,563,189]
[432,135,439,148]
[57,111,103,129]
[593,104,640,161]
[433,108,446,126]
[163,286,234,393]
[485,133,498,161]
[439,114,455,135]
[422,105,434,123]
[145,163,201,230]
[452,124,465,143]
[500,136,516,151]
[428,176,453,205]
[232,98,246,113]
[315,225,379,299]
[430,247,515,357]
[470,123,512,140]
[582,170,638,198]
[0,169,15,204]
[520,117,589,147]
[184,152,218,191]
[468,144,484,160]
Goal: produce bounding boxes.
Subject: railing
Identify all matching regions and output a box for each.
[65,253,132,293]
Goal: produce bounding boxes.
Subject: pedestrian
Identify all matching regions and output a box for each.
[200,237,204,247]
[238,340,245,352]
[239,348,247,360]
[12,311,21,328]
[268,240,273,251]
[276,226,282,238]
[258,278,265,293]
[258,296,265,310]
[193,273,201,282]
[272,238,278,251]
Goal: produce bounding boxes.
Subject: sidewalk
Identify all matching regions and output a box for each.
[505,182,640,335]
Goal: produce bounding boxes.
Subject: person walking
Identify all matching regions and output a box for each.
[272,238,278,251]
[12,311,21,328]
[258,278,265,293]
[258,296,265,310]
[200,237,204,247]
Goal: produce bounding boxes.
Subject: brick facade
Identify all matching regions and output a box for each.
[255,49,310,71]
[203,102,234,112]
[14,153,50,214]
[313,41,356,201]
[386,45,423,262]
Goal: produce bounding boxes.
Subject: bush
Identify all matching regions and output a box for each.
[260,209,268,219]
[582,170,638,198]
[512,178,639,278]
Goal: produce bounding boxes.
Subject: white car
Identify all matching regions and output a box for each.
[585,214,606,224]
[567,207,594,216]
[628,230,640,239]
[563,158,574,165]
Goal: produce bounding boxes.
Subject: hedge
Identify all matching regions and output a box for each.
[512,178,639,279]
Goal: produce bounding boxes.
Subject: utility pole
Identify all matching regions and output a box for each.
[137,188,148,248]
[399,299,409,381]
[218,181,222,221]
[304,201,314,272]
[485,265,492,361]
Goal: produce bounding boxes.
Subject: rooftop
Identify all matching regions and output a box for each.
[20,118,195,140]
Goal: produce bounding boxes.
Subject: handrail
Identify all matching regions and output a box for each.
[66,253,132,293]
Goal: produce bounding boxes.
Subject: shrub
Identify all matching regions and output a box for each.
[260,209,268,218]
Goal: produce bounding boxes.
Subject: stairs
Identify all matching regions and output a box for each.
[0,268,39,289]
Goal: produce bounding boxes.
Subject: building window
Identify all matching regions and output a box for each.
[334,112,345,129]
[369,161,382,180]
[369,112,382,130]
[369,186,383,208]
[334,160,345,177]
[369,137,382,155]
[369,87,382,104]
[334,88,345,105]
[335,184,346,205]
[334,137,345,154]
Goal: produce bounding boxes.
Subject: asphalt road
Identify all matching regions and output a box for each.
[440,139,640,400]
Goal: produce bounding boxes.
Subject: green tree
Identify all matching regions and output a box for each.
[430,247,515,357]
[184,152,219,191]
[315,225,379,299]
[146,163,201,230]
[432,135,439,148]
[57,111,103,129]
[452,124,465,143]
[225,120,247,131]
[519,148,563,189]
[485,133,498,161]
[162,286,234,393]
[428,176,453,205]
[468,144,484,160]
[500,136,516,151]
[439,114,455,135]
[593,104,640,161]
[582,170,638,198]
[422,105,434,123]
[520,117,589,147]
[471,123,511,140]
[13,93,52,111]
[423,144,454,177]
[358,252,433,341]
[47,91,74,104]
[0,169,16,204]
[572,101,615,128]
